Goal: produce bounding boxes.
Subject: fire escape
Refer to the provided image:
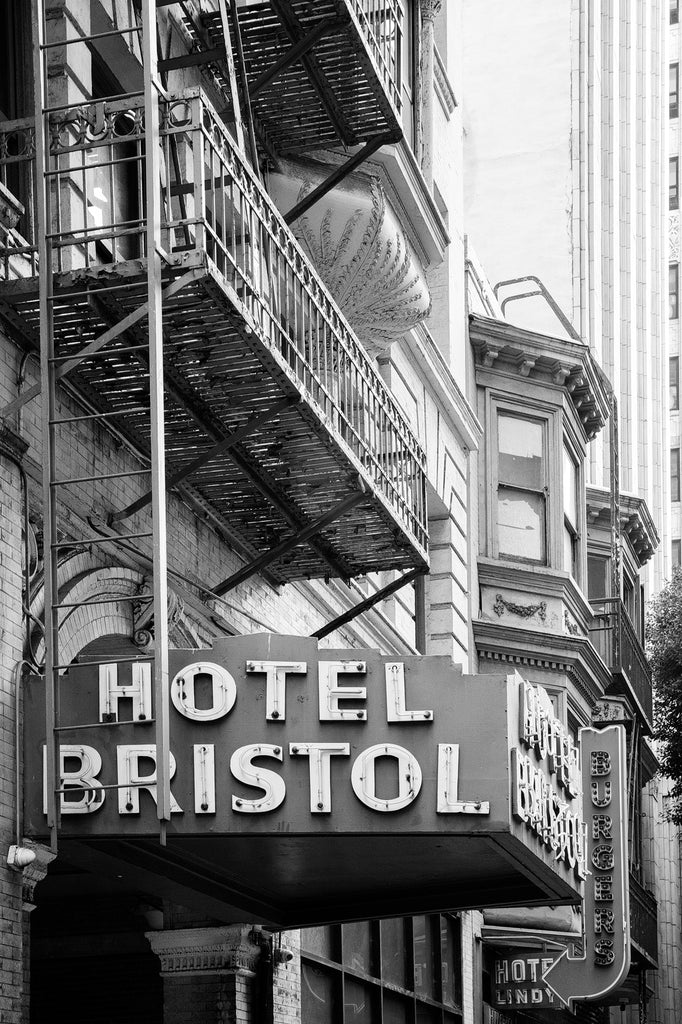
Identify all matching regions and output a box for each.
[0,0,427,849]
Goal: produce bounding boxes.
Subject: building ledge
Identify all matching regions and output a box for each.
[587,486,660,566]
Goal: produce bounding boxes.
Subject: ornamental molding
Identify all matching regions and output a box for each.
[469,313,610,441]
[268,162,431,356]
[477,557,594,632]
[586,486,659,566]
[419,0,443,21]
[145,925,262,977]
[493,593,547,622]
[592,698,632,726]
[473,618,612,707]
[29,555,210,668]
[434,47,457,116]
[670,210,680,263]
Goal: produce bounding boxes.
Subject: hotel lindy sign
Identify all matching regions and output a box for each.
[23,635,584,925]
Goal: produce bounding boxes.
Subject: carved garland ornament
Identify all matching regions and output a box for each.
[294,176,431,356]
[493,593,547,622]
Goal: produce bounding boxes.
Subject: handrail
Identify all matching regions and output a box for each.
[0,87,428,551]
[589,597,653,727]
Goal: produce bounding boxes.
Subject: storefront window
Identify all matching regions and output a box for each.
[301,915,463,1024]
[496,413,547,563]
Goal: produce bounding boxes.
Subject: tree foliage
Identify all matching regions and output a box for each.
[648,567,682,823]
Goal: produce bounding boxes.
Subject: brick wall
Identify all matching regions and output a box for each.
[0,445,31,1024]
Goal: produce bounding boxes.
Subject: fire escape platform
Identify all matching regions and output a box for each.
[197,0,403,152]
[0,252,428,583]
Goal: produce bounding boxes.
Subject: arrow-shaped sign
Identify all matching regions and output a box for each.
[543,725,630,1009]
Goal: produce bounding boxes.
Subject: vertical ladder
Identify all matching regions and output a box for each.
[33,0,171,848]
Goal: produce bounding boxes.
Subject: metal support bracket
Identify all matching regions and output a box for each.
[250,19,343,98]
[311,567,426,640]
[212,488,367,596]
[284,132,396,225]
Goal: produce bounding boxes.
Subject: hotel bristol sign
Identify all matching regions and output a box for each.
[23,635,585,926]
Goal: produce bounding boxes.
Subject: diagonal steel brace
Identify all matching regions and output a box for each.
[212,487,367,596]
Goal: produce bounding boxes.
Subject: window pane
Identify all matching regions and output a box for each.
[344,978,376,1024]
[563,447,578,526]
[671,63,679,117]
[383,993,411,1024]
[672,0,680,24]
[302,962,337,1024]
[497,486,546,562]
[673,539,681,566]
[381,918,409,988]
[671,356,680,410]
[343,921,373,975]
[301,926,335,959]
[416,1007,440,1024]
[671,264,679,320]
[588,555,610,600]
[413,917,437,1001]
[671,157,679,210]
[440,916,462,1009]
[672,448,681,502]
[498,415,544,489]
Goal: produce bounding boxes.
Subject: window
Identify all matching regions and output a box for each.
[672,0,680,24]
[672,447,681,502]
[496,412,547,564]
[588,554,610,600]
[671,356,680,411]
[563,445,579,578]
[671,157,679,210]
[301,916,463,1024]
[671,63,679,118]
[673,539,681,565]
[670,264,679,319]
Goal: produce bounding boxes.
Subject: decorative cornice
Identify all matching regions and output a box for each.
[473,619,612,711]
[586,486,659,566]
[469,313,610,440]
[145,925,262,977]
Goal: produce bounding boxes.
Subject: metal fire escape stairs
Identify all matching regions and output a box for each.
[0,0,426,854]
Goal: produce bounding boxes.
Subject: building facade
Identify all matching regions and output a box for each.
[0,2,670,1024]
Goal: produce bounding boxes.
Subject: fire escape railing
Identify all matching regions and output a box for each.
[0,86,427,553]
[589,597,653,730]
[351,0,403,111]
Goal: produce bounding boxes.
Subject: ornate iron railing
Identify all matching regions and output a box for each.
[0,87,427,551]
[589,597,653,729]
